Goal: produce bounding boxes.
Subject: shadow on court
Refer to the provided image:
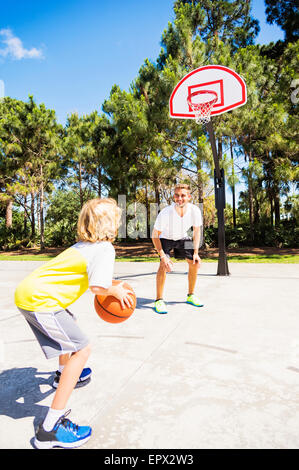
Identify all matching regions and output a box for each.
[0,368,55,431]
[136,297,189,311]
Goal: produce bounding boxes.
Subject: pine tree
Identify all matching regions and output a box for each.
[0,96,64,249]
[265,0,299,43]
[173,0,260,50]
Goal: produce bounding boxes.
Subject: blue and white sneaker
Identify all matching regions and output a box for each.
[53,367,92,389]
[34,410,92,449]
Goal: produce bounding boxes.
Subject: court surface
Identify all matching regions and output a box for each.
[0,260,298,449]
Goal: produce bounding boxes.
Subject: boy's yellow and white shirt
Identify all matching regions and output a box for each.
[15,241,115,312]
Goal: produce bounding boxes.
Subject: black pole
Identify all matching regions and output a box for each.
[206,120,230,276]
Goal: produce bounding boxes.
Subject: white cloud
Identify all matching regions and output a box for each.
[0,79,4,99]
[0,28,43,60]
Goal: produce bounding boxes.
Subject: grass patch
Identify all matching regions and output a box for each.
[225,254,299,264]
[115,255,299,264]
[0,254,298,264]
[0,254,55,261]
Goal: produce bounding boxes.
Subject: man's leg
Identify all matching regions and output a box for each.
[154,261,169,314]
[186,259,204,307]
[156,261,167,300]
[186,258,199,295]
[154,239,173,314]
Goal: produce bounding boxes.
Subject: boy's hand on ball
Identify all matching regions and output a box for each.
[110,282,134,309]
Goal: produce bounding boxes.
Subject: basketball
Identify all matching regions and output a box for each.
[94,280,136,323]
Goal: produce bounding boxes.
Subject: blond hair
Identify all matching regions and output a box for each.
[77,198,121,243]
[174,183,190,192]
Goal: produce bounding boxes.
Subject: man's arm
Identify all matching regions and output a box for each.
[192,226,201,264]
[151,228,165,258]
[192,226,201,253]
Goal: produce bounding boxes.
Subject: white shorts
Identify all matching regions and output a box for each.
[18,307,89,359]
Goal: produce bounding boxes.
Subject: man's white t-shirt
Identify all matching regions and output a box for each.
[154,203,202,241]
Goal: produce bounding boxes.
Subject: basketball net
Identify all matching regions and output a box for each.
[187,90,218,124]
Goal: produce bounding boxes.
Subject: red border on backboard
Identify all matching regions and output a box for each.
[169,65,247,118]
[187,80,224,112]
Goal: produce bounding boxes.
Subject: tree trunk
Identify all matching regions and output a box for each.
[254,198,260,224]
[145,183,150,238]
[79,161,83,208]
[274,191,280,226]
[246,151,254,242]
[197,172,204,204]
[230,139,236,228]
[31,191,36,238]
[23,195,27,234]
[39,166,45,252]
[5,199,13,228]
[248,182,254,241]
[254,179,263,225]
[98,165,102,198]
[154,181,160,206]
[270,195,274,227]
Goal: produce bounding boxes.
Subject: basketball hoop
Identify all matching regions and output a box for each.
[187,90,218,124]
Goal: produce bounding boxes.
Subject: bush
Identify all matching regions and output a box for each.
[0,211,32,250]
[204,219,298,249]
[203,227,218,247]
[225,226,250,246]
[44,221,77,247]
[252,220,298,248]
[44,190,83,247]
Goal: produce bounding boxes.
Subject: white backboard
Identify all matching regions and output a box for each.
[169,65,247,119]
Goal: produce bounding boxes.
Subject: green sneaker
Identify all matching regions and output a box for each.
[186,294,204,307]
[154,299,168,314]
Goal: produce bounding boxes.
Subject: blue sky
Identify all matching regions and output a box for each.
[0,0,284,126]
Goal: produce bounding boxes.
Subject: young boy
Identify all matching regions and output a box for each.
[14,198,133,449]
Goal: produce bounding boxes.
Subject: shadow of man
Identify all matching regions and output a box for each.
[136,297,155,310]
[136,297,190,310]
[0,367,55,444]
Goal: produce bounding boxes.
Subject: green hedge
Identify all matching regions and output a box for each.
[204,220,298,248]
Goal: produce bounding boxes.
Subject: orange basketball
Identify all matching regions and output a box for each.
[94,280,136,323]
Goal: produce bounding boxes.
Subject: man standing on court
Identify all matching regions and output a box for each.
[151,183,204,314]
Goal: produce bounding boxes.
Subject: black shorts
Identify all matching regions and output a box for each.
[160,237,194,260]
